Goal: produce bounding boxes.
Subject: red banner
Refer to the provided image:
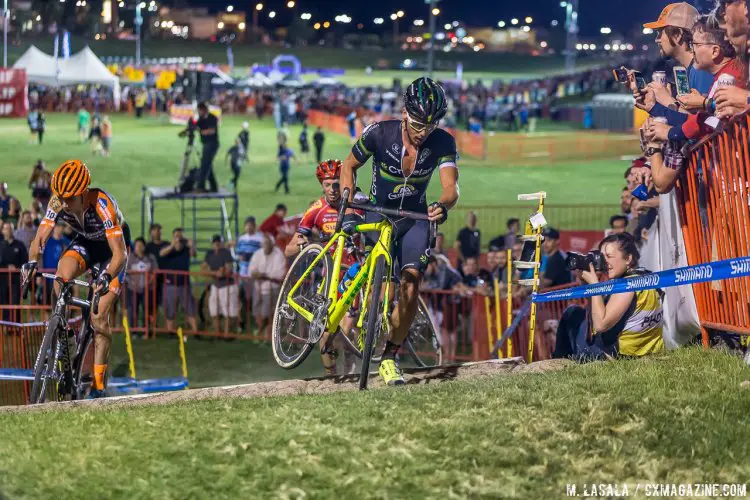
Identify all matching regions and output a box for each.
[0,69,28,118]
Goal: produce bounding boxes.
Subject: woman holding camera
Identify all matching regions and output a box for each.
[553,232,665,361]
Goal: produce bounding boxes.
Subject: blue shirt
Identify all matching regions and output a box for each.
[42,235,70,273]
[278,146,294,171]
[688,62,714,96]
[236,232,264,276]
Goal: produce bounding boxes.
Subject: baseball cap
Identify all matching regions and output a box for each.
[643,2,699,30]
[543,227,561,240]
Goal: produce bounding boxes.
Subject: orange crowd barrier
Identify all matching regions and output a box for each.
[679,112,750,341]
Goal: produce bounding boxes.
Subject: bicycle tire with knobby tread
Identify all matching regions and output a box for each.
[359,255,387,390]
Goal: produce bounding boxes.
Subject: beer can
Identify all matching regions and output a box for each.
[652,71,667,86]
[717,73,736,88]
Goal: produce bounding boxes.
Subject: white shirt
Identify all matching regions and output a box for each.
[247,247,287,294]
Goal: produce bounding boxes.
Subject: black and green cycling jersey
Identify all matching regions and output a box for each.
[351,119,458,212]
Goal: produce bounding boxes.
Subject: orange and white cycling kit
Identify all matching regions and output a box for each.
[40,189,130,293]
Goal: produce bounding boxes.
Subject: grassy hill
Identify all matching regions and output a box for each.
[0,348,748,498]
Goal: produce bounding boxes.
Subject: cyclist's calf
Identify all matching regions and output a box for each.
[391,269,421,344]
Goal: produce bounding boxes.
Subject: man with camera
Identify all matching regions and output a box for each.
[195,102,220,193]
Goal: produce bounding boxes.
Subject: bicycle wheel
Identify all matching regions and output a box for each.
[30,316,63,404]
[272,244,332,369]
[405,296,443,368]
[73,328,95,400]
[359,255,387,390]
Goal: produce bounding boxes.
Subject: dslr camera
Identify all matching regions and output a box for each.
[566,250,606,272]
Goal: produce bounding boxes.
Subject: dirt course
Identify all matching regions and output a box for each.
[0,358,573,414]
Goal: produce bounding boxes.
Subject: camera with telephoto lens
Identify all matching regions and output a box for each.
[566,250,606,272]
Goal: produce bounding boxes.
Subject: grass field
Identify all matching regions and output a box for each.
[0,348,748,498]
[0,113,626,243]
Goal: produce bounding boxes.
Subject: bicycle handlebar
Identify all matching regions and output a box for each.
[37,272,101,314]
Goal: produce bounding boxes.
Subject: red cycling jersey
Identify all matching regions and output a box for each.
[297,196,360,266]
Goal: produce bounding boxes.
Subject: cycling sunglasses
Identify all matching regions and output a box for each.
[406,115,439,134]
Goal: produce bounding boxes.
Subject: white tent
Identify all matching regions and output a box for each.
[13,45,121,108]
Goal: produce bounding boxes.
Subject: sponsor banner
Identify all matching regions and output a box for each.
[533,256,750,303]
[168,104,222,125]
[0,69,28,118]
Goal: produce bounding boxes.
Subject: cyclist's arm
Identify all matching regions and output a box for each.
[29,195,62,263]
[285,233,308,258]
[340,152,363,205]
[343,122,380,204]
[437,166,459,210]
[95,194,127,278]
[104,234,128,279]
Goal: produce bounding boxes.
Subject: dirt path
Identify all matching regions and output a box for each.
[0,358,572,414]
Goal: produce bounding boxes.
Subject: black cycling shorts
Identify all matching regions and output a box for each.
[61,224,131,294]
[363,212,430,275]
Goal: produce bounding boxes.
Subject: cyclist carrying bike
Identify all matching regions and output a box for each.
[340,77,459,385]
[22,160,129,398]
[285,159,362,376]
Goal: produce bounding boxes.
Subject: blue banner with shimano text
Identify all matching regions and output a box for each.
[533,256,750,303]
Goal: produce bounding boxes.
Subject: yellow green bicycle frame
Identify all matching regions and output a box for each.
[286,220,393,336]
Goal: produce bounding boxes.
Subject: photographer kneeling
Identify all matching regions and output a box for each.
[553,232,665,361]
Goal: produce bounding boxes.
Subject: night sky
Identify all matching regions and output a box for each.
[179,0,714,37]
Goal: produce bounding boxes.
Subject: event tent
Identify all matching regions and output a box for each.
[13,45,121,107]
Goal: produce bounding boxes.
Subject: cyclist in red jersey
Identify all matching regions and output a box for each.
[22,160,129,398]
[285,159,361,375]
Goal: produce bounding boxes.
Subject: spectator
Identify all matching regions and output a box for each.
[27,108,39,144]
[275,137,295,194]
[77,107,90,142]
[100,115,112,157]
[238,121,250,160]
[28,201,43,227]
[0,222,27,320]
[553,232,664,360]
[504,218,521,250]
[196,102,220,193]
[468,116,482,134]
[455,211,481,263]
[247,233,286,339]
[610,215,629,235]
[313,126,325,163]
[432,232,446,257]
[202,234,238,334]
[0,183,20,225]
[299,123,310,159]
[346,110,357,142]
[443,256,485,362]
[541,228,572,288]
[40,222,69,304]
[159,227,198,332]
[486,245,510,285]
[89,116,102,155]
[712,0,750,118]
[225,137,243,189]
[28,160,52,207]
[135,90,147,118]
[620,188,634,215]
[236,216,264,308]
[126,237,157,330]
[13,211,36,251]
[260,204,288,239]
[36,111,46,145]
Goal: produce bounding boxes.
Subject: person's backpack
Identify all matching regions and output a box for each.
[178,168,200,193]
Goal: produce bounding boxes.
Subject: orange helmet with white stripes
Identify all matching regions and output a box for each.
[51,160,91,198]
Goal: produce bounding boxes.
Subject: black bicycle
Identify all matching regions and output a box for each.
[23,270,101,404]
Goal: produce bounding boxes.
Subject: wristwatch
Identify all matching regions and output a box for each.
[645,146,662,157]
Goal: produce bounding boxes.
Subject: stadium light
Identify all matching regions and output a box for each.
[575,43,582,50]
[590,43,596,50]
[444,23,452,29]
[256,3,263,10]
[314,22,320,29]
[560,1,567,6]
[600,27,611,34]
[239,22,246,30]
[497,21,505,28]
[374,18,384,24]
[643,27,653,34]
[390,13,397,21]
[323,21,330,28]
[525,16,533,23]
[217,21,224,29]
[287,1,295,7]
[540,41,548,48]
[226,5,233,12]
[511,18,518,25]
[432,8,440,16]
[522,25,530,32]
[301,13,311,20]
[397,10,404,18]
[413,19,424,26]
[269,11,276,18]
